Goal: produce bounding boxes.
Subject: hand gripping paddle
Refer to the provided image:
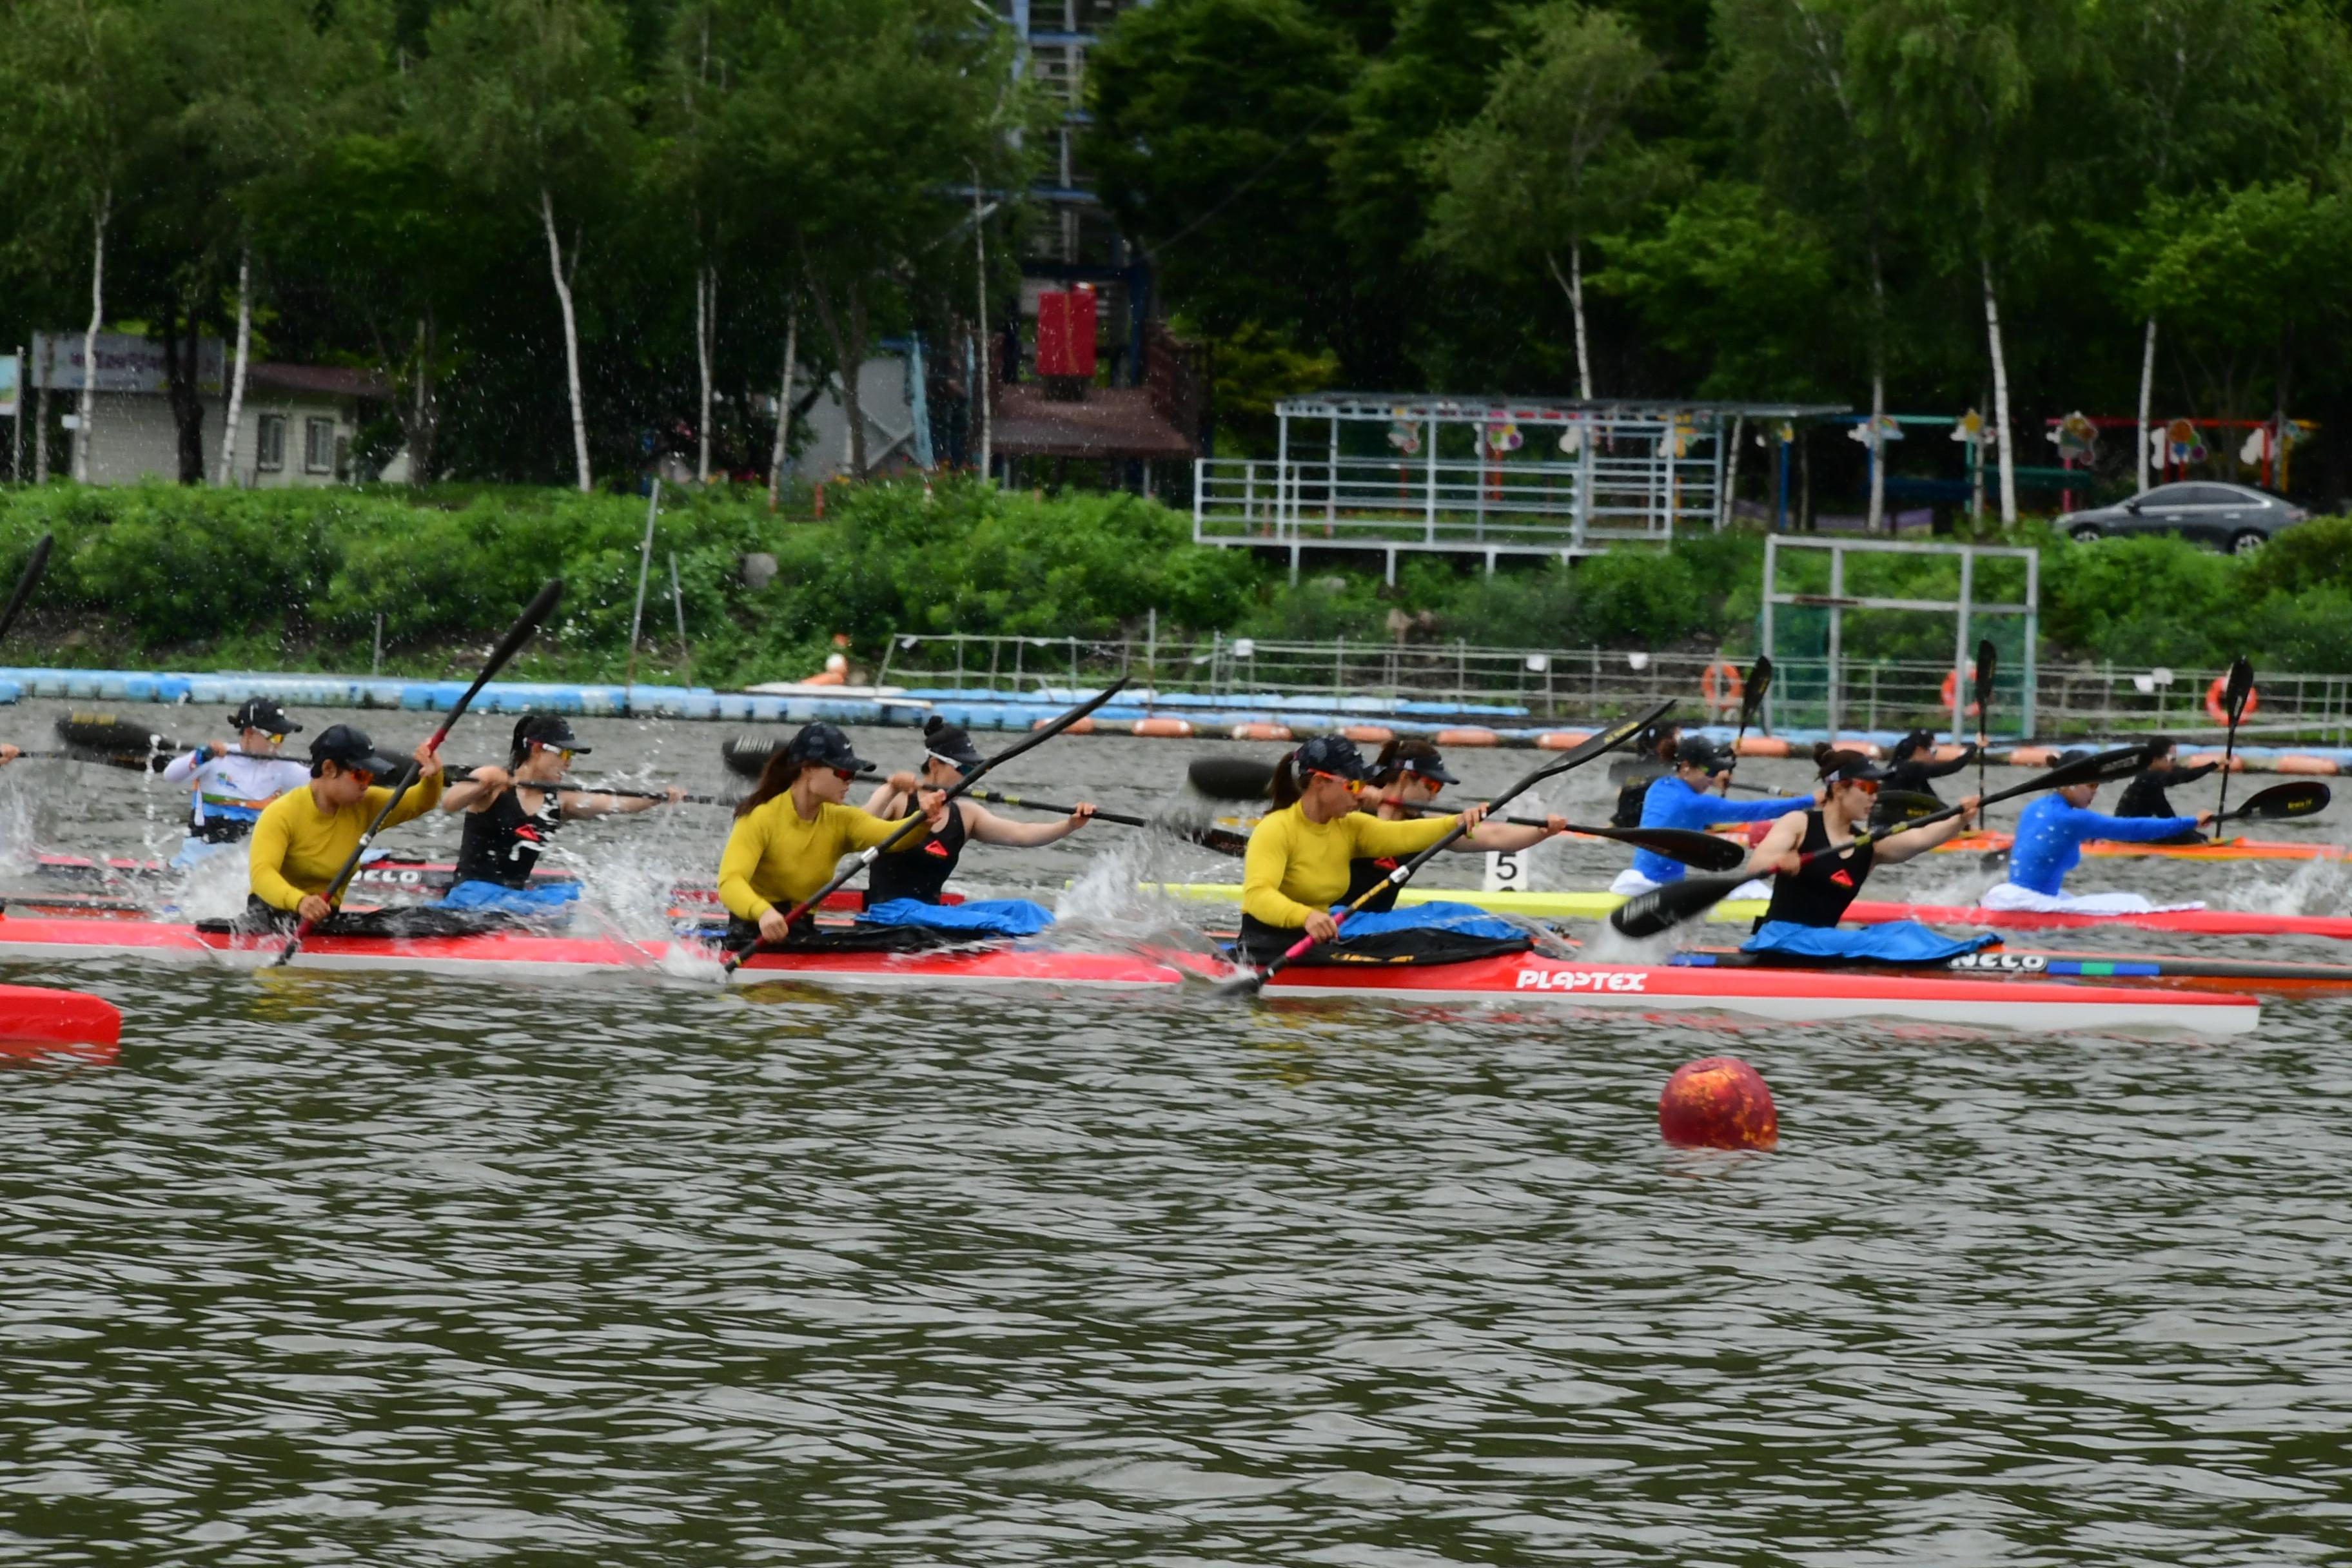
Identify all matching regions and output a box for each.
[1611,743,2157,941]
[1213,696,1678,998]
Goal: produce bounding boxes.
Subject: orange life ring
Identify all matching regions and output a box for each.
[1700,661,1743,716]
[2206,675,2260,725]
[1940,669,1981,718]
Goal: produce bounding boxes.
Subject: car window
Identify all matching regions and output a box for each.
[2183,485,2250,506]
[2137,484,2195,505]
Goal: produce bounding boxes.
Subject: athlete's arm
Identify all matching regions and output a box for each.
[963,799,1096,846]
[1876,796,1979,865]
[1743,809,1810,877]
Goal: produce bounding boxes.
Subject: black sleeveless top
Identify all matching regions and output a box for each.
[1761,810,1874,928]
[865,798,964,906]
[1611,772,1660,828]
[453,786,562,888]
[1344,851,1402,913]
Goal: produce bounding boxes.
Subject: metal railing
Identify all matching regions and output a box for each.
[870,631,2352,745]
[1192,454,1720,555]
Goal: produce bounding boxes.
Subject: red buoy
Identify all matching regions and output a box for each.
[1658,1055,1778,1150]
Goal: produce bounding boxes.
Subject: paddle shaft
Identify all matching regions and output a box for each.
[725,680,1130,970]
[1229,696,1677,990]
[1974,639,1995,830]
[0,534,53,646]
[277,580,563,965]
[2214,658,2253,841]
[1719,655,1772,796]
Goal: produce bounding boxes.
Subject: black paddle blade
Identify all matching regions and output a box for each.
[2231,780,2329,821]
[1599,825,1748,872]
[1186,825,1253,856]
[1611,870,1749,940]
[721,736,781,780]
[0,533,54,645]
[1741,655,1773,722]
[1974,640,1996,709]
[2224,656,2256,725]
[56,713,175,756]
[1189,756,1278,801]
[1874,789,1946,823]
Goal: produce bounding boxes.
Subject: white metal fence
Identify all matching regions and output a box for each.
[872,631,2352,744]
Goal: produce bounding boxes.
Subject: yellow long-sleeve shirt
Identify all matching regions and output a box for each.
[718,796,926,921]
[1240,802,1460,928]
[247,772,446,910]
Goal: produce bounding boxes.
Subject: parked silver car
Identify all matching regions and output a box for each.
[2059,482,2309,554]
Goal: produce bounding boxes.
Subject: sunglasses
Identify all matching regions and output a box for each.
[830,767,859,783]
[265,732,286,745]
[1311,770,1366,795]
[1838,776,1881,795]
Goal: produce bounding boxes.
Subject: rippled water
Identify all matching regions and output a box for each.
[1,701,2347,1562]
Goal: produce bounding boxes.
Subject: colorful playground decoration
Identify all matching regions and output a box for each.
[1482,420,1523,458]
[2239,421,2298,467]
[1950,408,1994,449]
[1846,413,1904,449]
[1557,420,1585,455]
[2164,418,2210,467]
[2050,411,2097,460]
[1387,412,1421,455]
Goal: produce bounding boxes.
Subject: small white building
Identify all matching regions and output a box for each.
[30,331,381,488]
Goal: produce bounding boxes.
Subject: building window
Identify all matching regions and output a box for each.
[304,417,335,474]
[256,414,285,471]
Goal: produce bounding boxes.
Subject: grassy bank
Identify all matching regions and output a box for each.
[0,480,2346,682]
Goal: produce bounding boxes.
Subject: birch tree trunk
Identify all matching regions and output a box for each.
[806,268,868,478]
[973,179,993,479]
[1867,246,1886,533]
[694,262,716,483]
[1983,256,2017,525]
[1546,243,1594,401]
[1721,414,1743,530]
[74,191,109,484]
[540,187,592,493]
[2135,313,2157,494]
[217,248,252,487]
[767,304,798,512]
[409,313,438,485]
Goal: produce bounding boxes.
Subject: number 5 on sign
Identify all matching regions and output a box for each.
[1483,850,1524,893]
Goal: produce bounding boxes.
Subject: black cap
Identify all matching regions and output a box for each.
[1674,734,1729,770]
[1293,734,1369,782]
[1397,750,1460,785]
[2055,748,2097,770]
[783,721,871,775]
[230,698,300,734]
[309,723,402,777]
[921,716,983,772]
[515,713,591,756]
[1893,728,1935,760]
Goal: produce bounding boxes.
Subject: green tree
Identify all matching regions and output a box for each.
[421,0,632,492]
[0,0,166,482]
[1420,3,1672,400]
[723,0,1026,478]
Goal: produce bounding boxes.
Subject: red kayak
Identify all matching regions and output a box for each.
[0,983,121,1062]
[0,914,2257,1035]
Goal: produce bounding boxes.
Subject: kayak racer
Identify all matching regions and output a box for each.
[718,721,946,948]
[243,723,444,930]
[1237,734,1488,963]
[2113,737,2217,843]
[1608,722,1681,828]
[1981,750,2214,914]
[1610,735,1815,898]
[1881,729,1979,804]
[437,714,685,914]
[1348,737,1567,912]
[1741,746,1988,963]
[859,716,1096,906]
[159,698,309,868]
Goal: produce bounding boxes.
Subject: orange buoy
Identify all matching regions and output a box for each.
[1231,722,1293,742]
[2206,674,2260,725]
[1658,1056,1778,1150]
[1939,669,1981,718]
[1133,716,1193,738]
[1700,660,1743,718]
[1342,725,1395,743]
[1535,730,1592,750]
[1435,727,1498,747]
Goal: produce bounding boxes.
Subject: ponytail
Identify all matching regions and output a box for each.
[507,716,534,770]
[735,748,814,819]
[1269,750,1305,810]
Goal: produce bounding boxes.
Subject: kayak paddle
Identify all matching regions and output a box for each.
[1611,742,2157,941]
[2212,779,2329,826]
[1381,798,1747,872]
[859,772,1251,856]
[277,579,564,966]
[2212,655,2254,841]
[1213,696,1676,999]
[1718,654,1772,795]
[723,678,1130,974]
[0,534,54,645]
[1188,755,1280,801]
[1972,638,1995,827]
